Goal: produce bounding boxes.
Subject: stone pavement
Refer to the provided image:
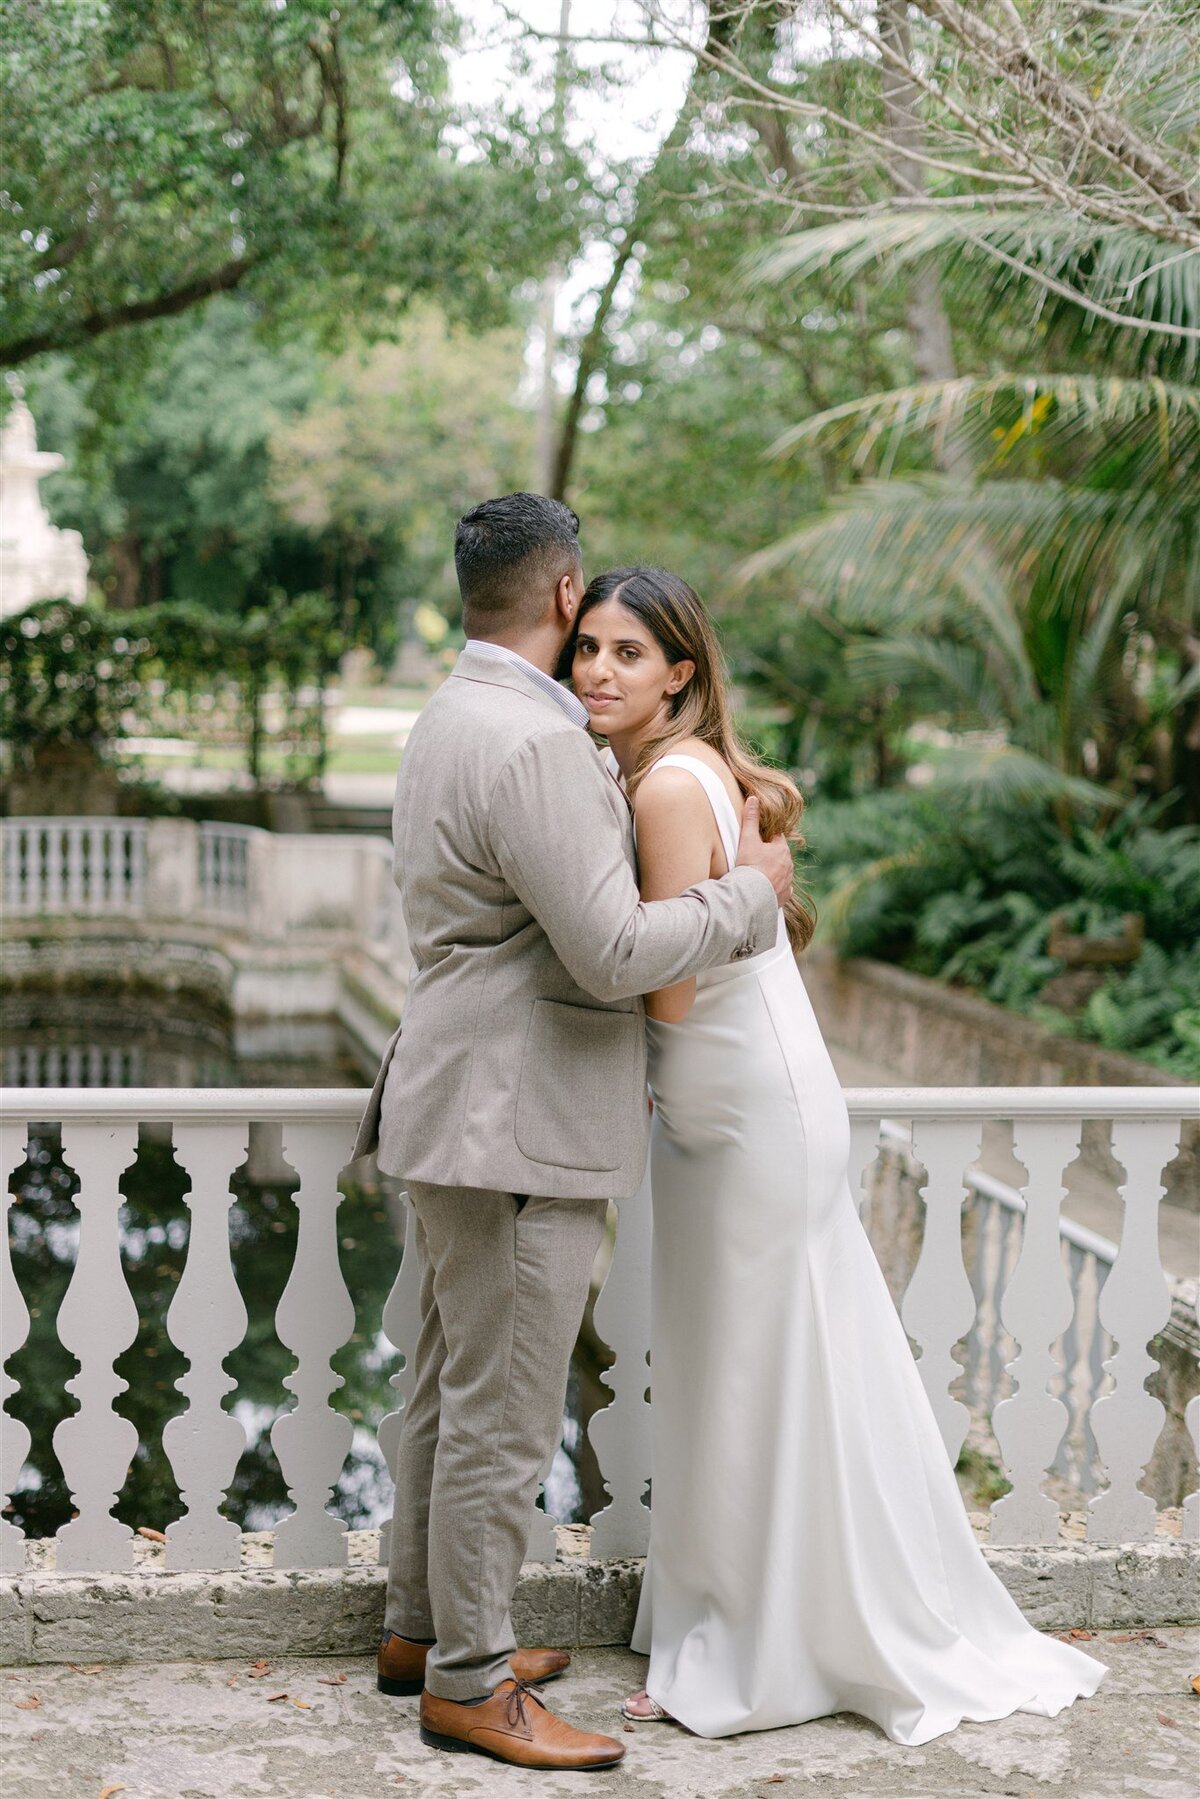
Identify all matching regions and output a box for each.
[3,1632,1198,1799]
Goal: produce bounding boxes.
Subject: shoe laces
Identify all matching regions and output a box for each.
[503,1677,545,1731]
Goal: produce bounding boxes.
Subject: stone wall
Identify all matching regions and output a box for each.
[802,946,1188,1089]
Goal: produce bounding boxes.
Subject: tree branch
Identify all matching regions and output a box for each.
[550,228,641,500]
[912,0,1200,231]
[0,257,254,367]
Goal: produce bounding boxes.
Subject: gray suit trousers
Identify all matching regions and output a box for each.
[384,1181,608,1700]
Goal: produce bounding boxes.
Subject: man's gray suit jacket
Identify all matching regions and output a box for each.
[353,645,778,1200]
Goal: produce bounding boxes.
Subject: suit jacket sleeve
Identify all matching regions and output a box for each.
[489,727,779,1002]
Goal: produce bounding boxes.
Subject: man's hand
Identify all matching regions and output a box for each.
[735,796,794,905]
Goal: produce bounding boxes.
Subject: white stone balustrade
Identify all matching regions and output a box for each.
[3,820,149,917]
[2,819,410,1066]
[0,1087,1196,1577]
[2,817,404,960]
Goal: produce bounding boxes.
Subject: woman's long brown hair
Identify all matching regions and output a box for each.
[573,565,816,953]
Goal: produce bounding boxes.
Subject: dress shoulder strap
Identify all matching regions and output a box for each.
[648,753,741,875]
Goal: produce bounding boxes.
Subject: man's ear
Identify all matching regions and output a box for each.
[555,564,584,625]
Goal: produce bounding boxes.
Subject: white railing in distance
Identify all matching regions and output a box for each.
[2,820,148,917]
[0,1087,1194,1576]
[197,823,253,918]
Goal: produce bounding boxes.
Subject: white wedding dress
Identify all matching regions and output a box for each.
[629,753,1105,1744]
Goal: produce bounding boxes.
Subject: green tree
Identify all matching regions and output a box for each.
[0,0,567,367]
[269,304,536,650]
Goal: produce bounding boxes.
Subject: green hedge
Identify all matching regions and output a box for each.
[1,594,341,787]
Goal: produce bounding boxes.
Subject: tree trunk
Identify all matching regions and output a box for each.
[106,534,143,610]
[878,0,969,476]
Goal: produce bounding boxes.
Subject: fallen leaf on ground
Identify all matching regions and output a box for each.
[1067,1628,1092,1640]
[67,1664,105,1675]
[1190,1674,1200,1696]
[317,1673,347,1685]
[226,1677,237,1688]
[15,1696,41,1710]
[99,1786,127,1798]
[136,1527,167,1543]
[765,1779,786,1786]
[247,1659,273,1678]
[292,1699,312,1710]
[1156,1712,1179,1728]
[267,1692,289,1702]
[623,1723,635,1733]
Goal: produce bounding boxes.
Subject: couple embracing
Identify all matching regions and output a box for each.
[353,492,1103,1771]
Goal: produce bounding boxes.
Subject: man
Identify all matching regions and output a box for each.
[354,492,791,1771]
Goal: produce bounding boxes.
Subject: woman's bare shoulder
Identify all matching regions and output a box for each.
[657,737,743,809]
[633,761,714,820]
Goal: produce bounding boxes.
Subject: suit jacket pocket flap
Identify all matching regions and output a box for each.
[514,1001,641,1173]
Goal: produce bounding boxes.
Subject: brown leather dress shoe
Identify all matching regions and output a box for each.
[376,1633,571,1698]
[419,1678,625,1770]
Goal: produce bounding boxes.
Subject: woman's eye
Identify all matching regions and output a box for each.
[620,648,639,660]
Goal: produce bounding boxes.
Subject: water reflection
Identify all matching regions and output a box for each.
[2,985,367,1089]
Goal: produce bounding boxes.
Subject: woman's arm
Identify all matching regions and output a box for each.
[633,767,723,1022]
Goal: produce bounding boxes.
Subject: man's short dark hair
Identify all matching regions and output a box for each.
[455,493,582,633]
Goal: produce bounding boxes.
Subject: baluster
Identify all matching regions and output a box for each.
[589,1180,653,1559]
[904,1121,982,1463]
[963,1192,989,1415]
[271,1119,358,1568]
[163,1125,250,1570]
[989,1117,1080,1545]
[54,1123,140,1572]
[96,826,111,908]
[1183,1279,1199,1544]
[377,1190,422,1567]
[129,827,147,912]
[44,825,63,913]
[111,826,122,908]
[33,825,47,912]
[1,1124,32,1572]
[848,1114,882,1225]
[66,824,85,909]
[1087,1118,1181,1544]
[1,828,14,915]
[1057,1244,1086,1496]
[85,825,101,914]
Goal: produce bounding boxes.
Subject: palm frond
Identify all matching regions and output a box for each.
[816,847,928,940]
[737,477,1170,631]
[845,637,1007,728]
[768,372,1200,486]
[745,213,1200,366]
[921,743,1114,810]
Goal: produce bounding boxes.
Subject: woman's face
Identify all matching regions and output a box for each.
[571,598,694,738]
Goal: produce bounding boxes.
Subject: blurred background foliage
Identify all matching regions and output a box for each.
[3,0,1198,1071]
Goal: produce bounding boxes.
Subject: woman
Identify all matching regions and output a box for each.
[569,566,1105,1746]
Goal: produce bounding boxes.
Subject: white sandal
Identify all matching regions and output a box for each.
[620,1690,674,1723]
